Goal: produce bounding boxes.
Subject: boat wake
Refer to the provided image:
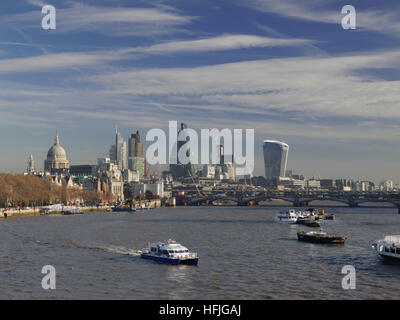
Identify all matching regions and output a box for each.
[67,241,142,256]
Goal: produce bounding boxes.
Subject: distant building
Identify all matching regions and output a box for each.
[128,130,143,158]
[25,153,35,175]
[44,133,70,174]
[307,179,321,189]
[279,176,305,189]
[123,169,140,183]
[128,157,145,179]
[263,140,289,179]
[70,165,95,177]
[379,180,394,192]
[218,145,235,181]
[115,130,127,171]
[109,145,116,162]
[133,181,164,199]
[319,179,336,189]
[170,123,193,180]
[95,157,124,201]
[202,165,216,178]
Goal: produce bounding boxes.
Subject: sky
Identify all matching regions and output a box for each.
[0,0,400,182]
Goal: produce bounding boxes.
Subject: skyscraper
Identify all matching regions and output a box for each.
[128,130,143,158]
[109,145,116,162]
[170,123,193,180]
[263,140,289,179]
[115,129,127,171]
[128,130,145,179]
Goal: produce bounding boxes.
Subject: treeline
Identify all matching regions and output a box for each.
[0,174,113,208]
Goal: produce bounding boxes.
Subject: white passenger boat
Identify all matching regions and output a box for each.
[274,209,298,224]
[62,206,83,215]
[372,235,400,263]
[141,239,199,265]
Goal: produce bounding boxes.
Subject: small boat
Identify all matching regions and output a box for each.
[112,205,136,213]
[297,231,346,244]
[303,219,321,228]
[274,209,298,224]
[141,239,199,265]
[372,235,400,263]
[62,206,83,215]
[135,203,153,212]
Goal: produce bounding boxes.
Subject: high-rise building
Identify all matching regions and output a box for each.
[128,157,145,180]
[128,130,145,179]
[263,140,289,179]
[115,129,127,171]
[170,123,193,180]
[109,145,116,162]
[128,130,143,158]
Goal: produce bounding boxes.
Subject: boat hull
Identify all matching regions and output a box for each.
[112,207,136,213]
[141,254,198,265]
[297,233,346,244]
[378,254,400,264]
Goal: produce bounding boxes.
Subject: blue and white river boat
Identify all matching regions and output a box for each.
[372,235,400,263]
[141,240,199,265]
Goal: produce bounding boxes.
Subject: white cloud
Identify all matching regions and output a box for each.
[6,3,192,36]
[83,49,400,122]
[0,51,126,73]
[0,34,314,74]
[237,0,400,35]
[131,34,314,54]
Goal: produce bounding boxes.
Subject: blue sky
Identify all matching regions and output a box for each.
[1,0,400,182]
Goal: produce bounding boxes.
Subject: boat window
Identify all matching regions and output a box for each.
[385,247,390,252]
[390,247,396,253]
[151,248,156,252]
[396,248,400,255]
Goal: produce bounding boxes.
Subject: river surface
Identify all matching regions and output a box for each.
[1,206,400,299]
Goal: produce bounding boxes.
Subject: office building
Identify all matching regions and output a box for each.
[263,140,289,179]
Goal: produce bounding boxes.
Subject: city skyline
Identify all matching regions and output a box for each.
[16,128,399,185]
[1,1,400,182]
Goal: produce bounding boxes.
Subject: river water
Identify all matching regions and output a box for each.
[1,206,400,299]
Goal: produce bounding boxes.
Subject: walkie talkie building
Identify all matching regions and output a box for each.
[263,140,289,179]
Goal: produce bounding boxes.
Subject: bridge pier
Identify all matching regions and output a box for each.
[348,201,358,208]
[294,201,308,207]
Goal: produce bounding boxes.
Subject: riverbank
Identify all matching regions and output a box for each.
[0,206,109,219]
[0,199,163,219]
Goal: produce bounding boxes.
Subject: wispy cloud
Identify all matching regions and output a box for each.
[0,51,126,74]
[237,0,400,35]
[82,49,400,122]
[130,34,315,54]
[6,2,192,36]
[0,34,314,74]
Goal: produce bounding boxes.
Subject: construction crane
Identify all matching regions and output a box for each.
[144,159,151,180]
[187,170,202,197]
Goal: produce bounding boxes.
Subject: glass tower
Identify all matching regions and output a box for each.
[263,140,289,179]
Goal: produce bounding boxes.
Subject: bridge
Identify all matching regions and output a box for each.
[186,192,400,212]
